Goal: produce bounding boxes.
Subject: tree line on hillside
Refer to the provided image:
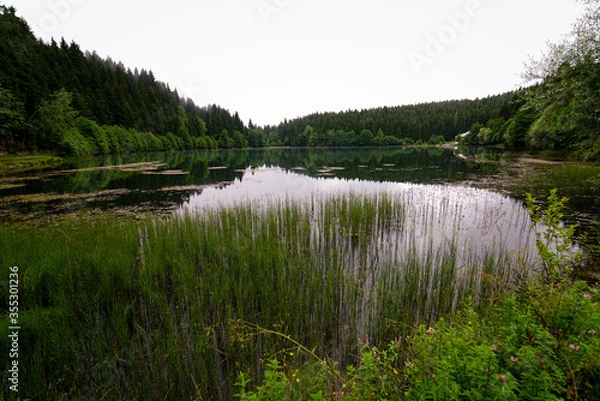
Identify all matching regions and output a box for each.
[273,94,519,147]
[0,5,271,155]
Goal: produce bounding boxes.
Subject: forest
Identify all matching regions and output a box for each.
[271,93,519,147]
[1,1,599,160]
[0,5,270,156]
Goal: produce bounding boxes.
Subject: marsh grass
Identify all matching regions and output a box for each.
[0,191,536,399]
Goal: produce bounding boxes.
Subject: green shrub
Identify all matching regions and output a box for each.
[77,117,110,155]
[525,189,582,284]
[58,127,94,157]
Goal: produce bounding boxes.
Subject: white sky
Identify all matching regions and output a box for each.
[10,0,584,127]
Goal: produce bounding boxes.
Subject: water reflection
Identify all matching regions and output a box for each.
[0,147,499,221]
[180,166,540,334]
[182,166,538,276]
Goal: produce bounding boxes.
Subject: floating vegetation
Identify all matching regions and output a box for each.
[142,169,188,175]
[45,160,169,175]
[0,182,25,190]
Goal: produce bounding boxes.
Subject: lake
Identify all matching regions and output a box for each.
[1,146,599,272]
[3,146,600,399]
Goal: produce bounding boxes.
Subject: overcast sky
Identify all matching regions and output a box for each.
[10,0,583,127]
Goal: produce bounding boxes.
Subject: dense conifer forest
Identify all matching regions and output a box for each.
[0,5,256,155]
[272,93,519,147]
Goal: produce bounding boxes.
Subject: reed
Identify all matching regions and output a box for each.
[0,190,536,400]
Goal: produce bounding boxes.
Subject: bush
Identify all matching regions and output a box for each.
[374,135,402,146]
[77,117,110,155]
[58,127,93,157]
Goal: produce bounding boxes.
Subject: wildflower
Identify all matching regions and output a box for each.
[510,356,518,363]
[497,374,507,383]
[569,343,580,351]
[491,344,499,352]
[431,374,436,379]
[426,327,435,335]
[588,330,596,335]
[583,293,591,299]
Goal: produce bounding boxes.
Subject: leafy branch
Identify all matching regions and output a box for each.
[525,189,582,284]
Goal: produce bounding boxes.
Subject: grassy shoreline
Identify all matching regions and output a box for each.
[1,193,598,400]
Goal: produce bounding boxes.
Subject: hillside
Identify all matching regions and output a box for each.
[0,5,252,155]
[272,93,519,147]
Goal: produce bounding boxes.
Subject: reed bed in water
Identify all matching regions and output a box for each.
[0,189,537,400]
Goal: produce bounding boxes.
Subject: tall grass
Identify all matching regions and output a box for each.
[0,190,537,400]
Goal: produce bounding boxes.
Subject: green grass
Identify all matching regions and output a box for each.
[0,193,532,400]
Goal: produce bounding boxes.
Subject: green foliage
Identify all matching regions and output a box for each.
[232,284,600,400]
[0,9,247,153]
[427,134,445,145]
[248,129,268,147]
[58,127,93,157]
[525,189,582,284]
[0,191,517,400]
[36,88,80,147]
[218,129,235,148]
[345,340,404,400]
[0,84,26,145]
[76,117,110,155]
[373,134,403,146]
[521,0,600,159]
[230,194,600,400]
[232,130,250,148]
[356,129,374,146]
[234,359,328,401]
[404,309,519,401]
[275,94,517,145]
[503,107,539,149]
[1,188,598,399]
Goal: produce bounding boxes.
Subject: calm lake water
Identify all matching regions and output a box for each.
[2,147,599,269]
